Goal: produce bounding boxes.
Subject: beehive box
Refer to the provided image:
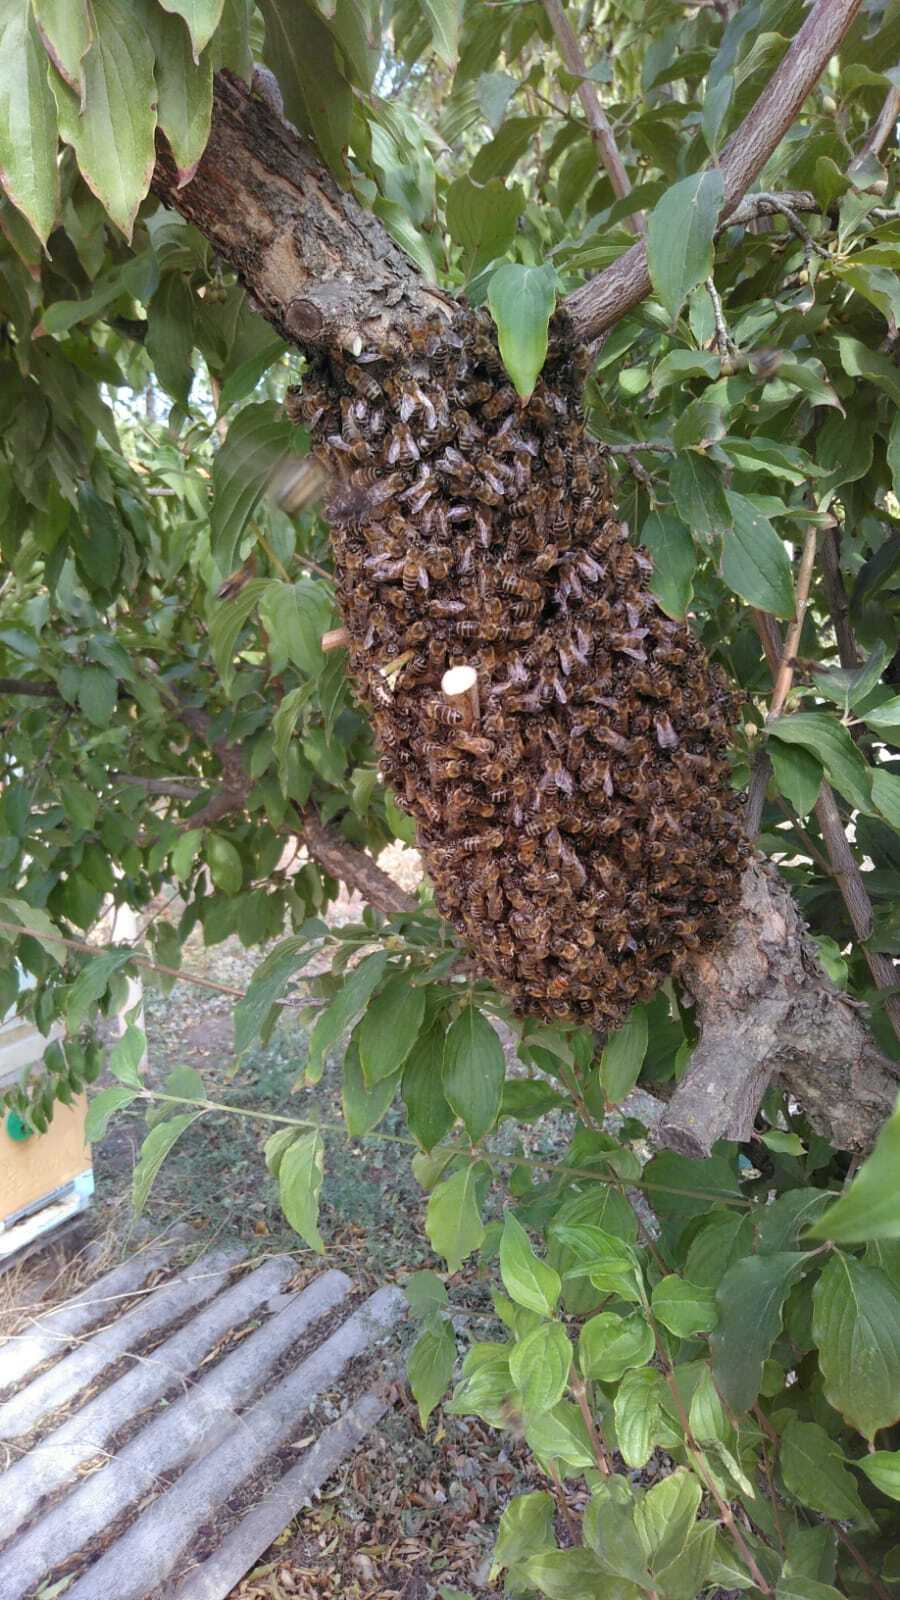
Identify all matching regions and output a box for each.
[0,1014,93,1263]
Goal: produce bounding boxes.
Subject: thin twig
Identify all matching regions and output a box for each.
[813,787,900,1040]
[769,526,819,721]
[706,276,735,354]
[0,917,249,998]
[849,84,900,171]
[569,1369,611,1475]
[542,0,643,234]
[833,1525,893,1600]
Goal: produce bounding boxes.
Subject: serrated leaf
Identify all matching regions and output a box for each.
[807,1096,900,1244]
[780,1419,873,1527]
[812,1253,900,1441]
[721,492,795,618]
[500,1211,560,1316]
[711,1253,809,1411]
[278,1128,325,1251]
[408,1315,456,1427]
[85,1084,137,1142]
[646,168,724,319]
[442,1004,504,1142]
[358,973,426,1086]
[210,404,295,574]
[509,1320,572,1415]
[426,1162,486,1273]
[52,0,157,239]
[579,1311,654,1382]
[77,665,117,726]
[651,1275,718,1336]
[0,1,60,244]
[133,1112,202,1215]
[769,713,872,815]
[487,262,557,400]
[600,1003,648,1104]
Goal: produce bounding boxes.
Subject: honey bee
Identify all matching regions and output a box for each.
[387,423,420,466]
[480,385,516,419]
[402,556,429,593]
[345,364,382,401]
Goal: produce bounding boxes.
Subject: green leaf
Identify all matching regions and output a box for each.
[775,1578,845,1600]
[51,0,157,239]
[158,0,225,55]
[206,833,243,895]
[278,1128,325,1252]
[442,1004,504,1142]
[66,948,133,1029]
[233,925,327,1055]
[404,1269,448,1319]
[210,404,295,574]
[600,1003,649,1104]
[862,695,900,732]
[171,828,203,883]
[487,262,557,400]
[446,175,524,278]
[651,1274,718,1336]
[500,1211,560,1316]
[873,768,900,830]
[258,0,350,180]
[780,1419,873,1527]
[148,5,212,180]
[524,1399,596,1472]
[812,1253,900,1442]
[552,1224,644,1303]
[760,1129,805,1156]
[307,950,390,1079]
[77,665,117,726]
[408,1315,456,1427]
[0,0,60,243]
[582,1479,649,1585]
[806,1098,900,1244]
[133,1112,202,1215]
[613,1368,666,1469]
[358,973,426,1086]
[32,0,93,93]
[720,492,795,618]
[769,741,822,818]
[670,453,731,540]
[85,1084,137,1142]
[510,1320,572,1415]
[109,1023,146,1088]
[646,168,723,319]
[769,713,872,815]
[425,1162,486,1273]
[711,1253,809,1411]
[836,335,900,407]
[519,1549,623,1600]
[578,1311,654,1382]
[671,395,726,450]
[402,1020,456,1152]
[420,0,460,65]
[854,1450,900,1501]
[341,1036,400,1136]
[260,577,332,679]
[490,1492,556,1579]
[641,510,695,620]
[635,1467,703,1571]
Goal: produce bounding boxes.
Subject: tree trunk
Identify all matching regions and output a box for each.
[151,72,899,1153]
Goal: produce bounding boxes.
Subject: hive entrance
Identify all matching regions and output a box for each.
[290,311,747,1029]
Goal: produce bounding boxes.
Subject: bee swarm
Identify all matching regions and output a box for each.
[287,311,748,1028]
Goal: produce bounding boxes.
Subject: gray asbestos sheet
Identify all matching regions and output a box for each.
[0,1246,245,1441]
[59,1286,405,1600]
[0,1241,181,1392]
[0,1255,298,1536]
[0,1269,353,1600]
[172,1388,391,1600]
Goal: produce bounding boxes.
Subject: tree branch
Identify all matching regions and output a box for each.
[0,677,59,698]
[542,0,643,233]
[559,0,862,343]
[849,83,900,171]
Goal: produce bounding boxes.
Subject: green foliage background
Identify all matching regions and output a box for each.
[1,2,900,1595]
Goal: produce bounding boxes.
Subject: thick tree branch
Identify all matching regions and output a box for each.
[542,0,643,233]
[559,0,862,343]
[659,859,900,1157]
[0,677,59,698]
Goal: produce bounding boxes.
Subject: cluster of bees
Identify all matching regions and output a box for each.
[286,311,747,1027]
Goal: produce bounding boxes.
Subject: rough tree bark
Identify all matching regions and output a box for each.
[150,13,898,1154]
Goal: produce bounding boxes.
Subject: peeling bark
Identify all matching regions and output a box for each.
[662,860,900,1156]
